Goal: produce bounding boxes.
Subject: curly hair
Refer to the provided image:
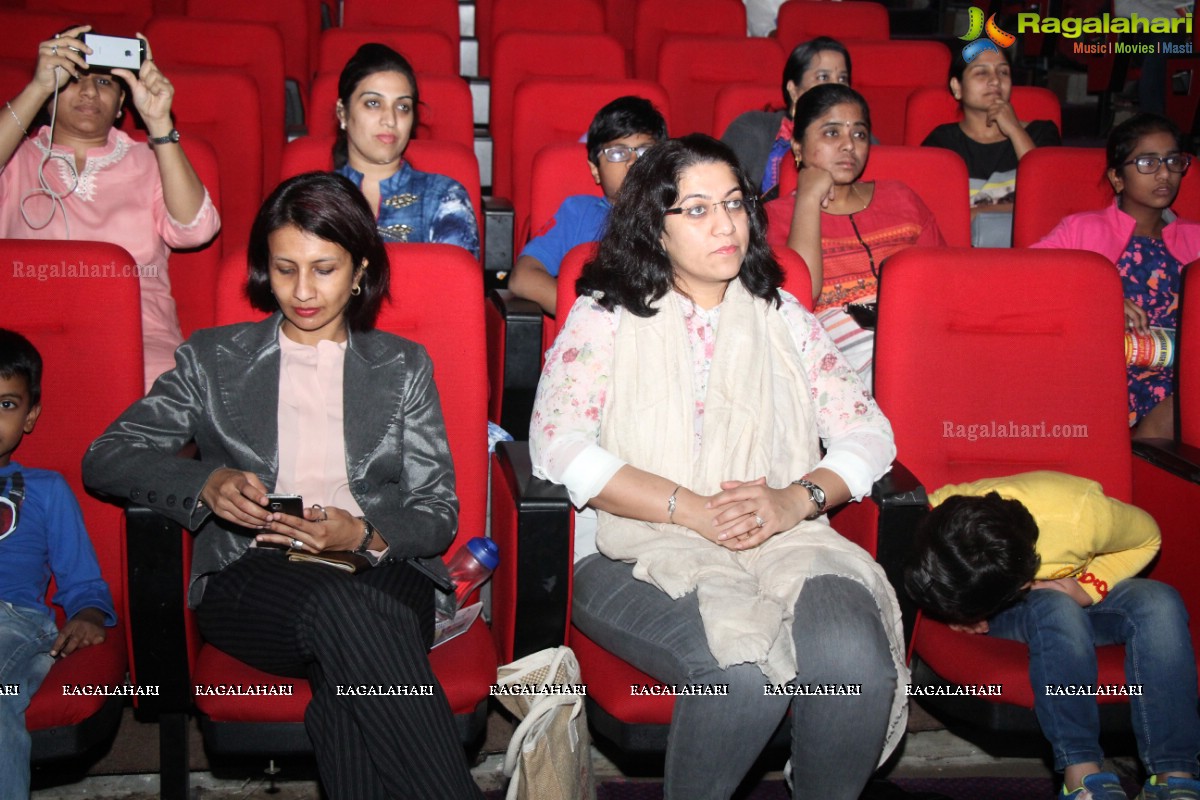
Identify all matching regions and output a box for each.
[247,172,390,331]
[904,492,1042,624]
[576,134,782,317]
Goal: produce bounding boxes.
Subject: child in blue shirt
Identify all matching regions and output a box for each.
[508,96,668,314]
[0,328,116,798]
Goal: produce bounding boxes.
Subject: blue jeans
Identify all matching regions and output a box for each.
[573,554,897,800]
[0,601,57,800]
[988,578,1200,774]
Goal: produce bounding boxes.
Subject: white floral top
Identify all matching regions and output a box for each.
[530,290,896,523]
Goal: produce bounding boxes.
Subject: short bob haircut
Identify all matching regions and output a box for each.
[577,134,782,317]
[247,172,390,331]
[1106,112,1184,173]
[791,83,872,142]
[904,492,1041,624]
[781,37,853,110]
[333,44,420,170]
[0,328,43,407]
[585,95,669,166]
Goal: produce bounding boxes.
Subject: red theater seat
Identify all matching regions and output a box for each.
[774,0,890,45]
[633,0,747,80]
[903,86,1063,148]
[317,28,458,79]
[850,40,951,145]
[657,36,783,137]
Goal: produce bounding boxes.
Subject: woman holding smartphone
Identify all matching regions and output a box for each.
[83,172,483,800]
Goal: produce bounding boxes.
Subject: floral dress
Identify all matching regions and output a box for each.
[1117,235,1181,425]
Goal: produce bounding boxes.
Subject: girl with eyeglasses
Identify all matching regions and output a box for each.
[1033,113,1200,440]
[530,134,907,800]
[764,84,945,391]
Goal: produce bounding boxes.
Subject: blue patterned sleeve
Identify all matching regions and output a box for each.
[430,177,480,259]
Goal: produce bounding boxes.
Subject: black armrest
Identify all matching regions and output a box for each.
[124,506,193,720]
[1132,437,1200,482]
[486,289,544,437]
[868,461,928,644]
[483,196,515,287]
[490,440,572,661]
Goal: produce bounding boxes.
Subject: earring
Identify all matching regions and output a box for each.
[794,155,802,168]
[351,284,362,296]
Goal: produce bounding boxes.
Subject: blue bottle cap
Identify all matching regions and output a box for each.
[465,537,499,570]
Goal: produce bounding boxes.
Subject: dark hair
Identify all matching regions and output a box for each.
[904,492,1042,624]
[247,172,390,331]
[781,37,852,109]
[333,44,420,170]
[949,44,1012,93]
[0,328,43,407]
[577,134,782,317]
[1107,112,1184,173]
[586,96,669,165]
[791,83,872,142]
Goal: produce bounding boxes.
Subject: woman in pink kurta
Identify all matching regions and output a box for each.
[1,26,220,390]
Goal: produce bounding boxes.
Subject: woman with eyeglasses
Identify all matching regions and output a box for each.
[1033,113,1200,440]
[764,84,945,391]
[333,44,479,257]
[530,134,907,800]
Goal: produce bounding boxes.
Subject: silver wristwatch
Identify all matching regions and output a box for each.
[792,477,826,520]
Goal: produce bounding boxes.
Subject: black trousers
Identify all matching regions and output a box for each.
[195,548,484,800]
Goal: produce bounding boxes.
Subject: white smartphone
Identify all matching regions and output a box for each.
[82,33,145,72]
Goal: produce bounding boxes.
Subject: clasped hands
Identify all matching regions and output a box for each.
[676,477,812,552]
[200,468,362,553]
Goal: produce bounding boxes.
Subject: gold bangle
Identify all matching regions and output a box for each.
[667,485,681,524]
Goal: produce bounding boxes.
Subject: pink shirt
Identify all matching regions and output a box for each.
[0,127,221,390]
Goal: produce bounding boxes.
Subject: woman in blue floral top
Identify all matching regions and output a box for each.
[333,44,479,258]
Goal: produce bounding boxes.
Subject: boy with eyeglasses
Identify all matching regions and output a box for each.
[0,328,115,797]
[508,96,668,314]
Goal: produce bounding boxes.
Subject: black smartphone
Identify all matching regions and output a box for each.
[265,494,305,518]
[81,33,145,72]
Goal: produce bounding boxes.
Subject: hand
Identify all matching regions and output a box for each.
[32,26,91,95]
[112,36,173,132]
[254,505,364,554]
[199,468,272,528]
[985,98,1021,138]
[704,477,810,551]
[949,620,989,635]
[795,165,836,210]
[1032,577,1093,606]
[50,608,106,658]
[1123,299,1150,334]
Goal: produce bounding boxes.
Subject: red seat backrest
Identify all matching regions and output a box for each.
[485,0,607,84]
[633,0,746,80]
[713,82,782,141]
[279,136,485,251]
[511,78,671,254]
[1180,261,1200,446]
[774,0,890,45]
[657,36,783,137]
[309,71,475,151]
[19,1,150,34]
[167,68,263,254]
[158,133,223,336]
[145,17,285,195]
[850,40,951,145]
[489,32,627,201]
[340,0,461,51]
[317,28,458,78]
[860,145,972,248]
[1012,146,1200,248]
[526,143,604,248]
[185,0,319,99]
[903,86,1064,147]
[874,247,1132,499]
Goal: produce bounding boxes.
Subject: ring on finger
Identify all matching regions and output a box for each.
[311,503,328,522]
[754,514,765,528]
[51,45,58,55]
[290,537,303,550]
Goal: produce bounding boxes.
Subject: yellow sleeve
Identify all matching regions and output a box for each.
[1075,483,1161,604]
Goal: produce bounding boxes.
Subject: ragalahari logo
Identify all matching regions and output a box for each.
[960,7,1017,62]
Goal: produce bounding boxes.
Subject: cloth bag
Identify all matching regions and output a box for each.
[497,646,596,800]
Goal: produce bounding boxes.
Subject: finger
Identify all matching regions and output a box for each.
[255,533,306,551]
[226,490,272,521]
[137,32,153,62]
[49,630,70,657]
[243,474,270,504]
[215,500,271,529]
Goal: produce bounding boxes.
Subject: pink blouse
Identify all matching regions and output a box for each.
[0,127,221,390]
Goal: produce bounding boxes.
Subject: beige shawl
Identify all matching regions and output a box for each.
[596,279,909,761]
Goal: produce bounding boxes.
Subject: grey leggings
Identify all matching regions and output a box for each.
[572,554,896,800]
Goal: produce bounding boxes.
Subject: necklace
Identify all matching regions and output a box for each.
[850,182,869,213]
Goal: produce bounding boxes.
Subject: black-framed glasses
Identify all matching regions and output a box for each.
[0,472,25,543]
[600,144,653,163]
[1122,154,1192,174]
[664,197,752,221]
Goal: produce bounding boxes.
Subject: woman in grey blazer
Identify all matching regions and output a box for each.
[83,172,483,800]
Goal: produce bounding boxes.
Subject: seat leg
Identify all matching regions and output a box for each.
[158,712,189,800]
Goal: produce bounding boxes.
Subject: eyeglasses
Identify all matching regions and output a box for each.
[600,144,653,163]
[0,472,24,543]
[664,197,751,221]
[1122,154,1192,174]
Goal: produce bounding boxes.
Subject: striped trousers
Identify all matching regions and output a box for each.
[195,548,484,800]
